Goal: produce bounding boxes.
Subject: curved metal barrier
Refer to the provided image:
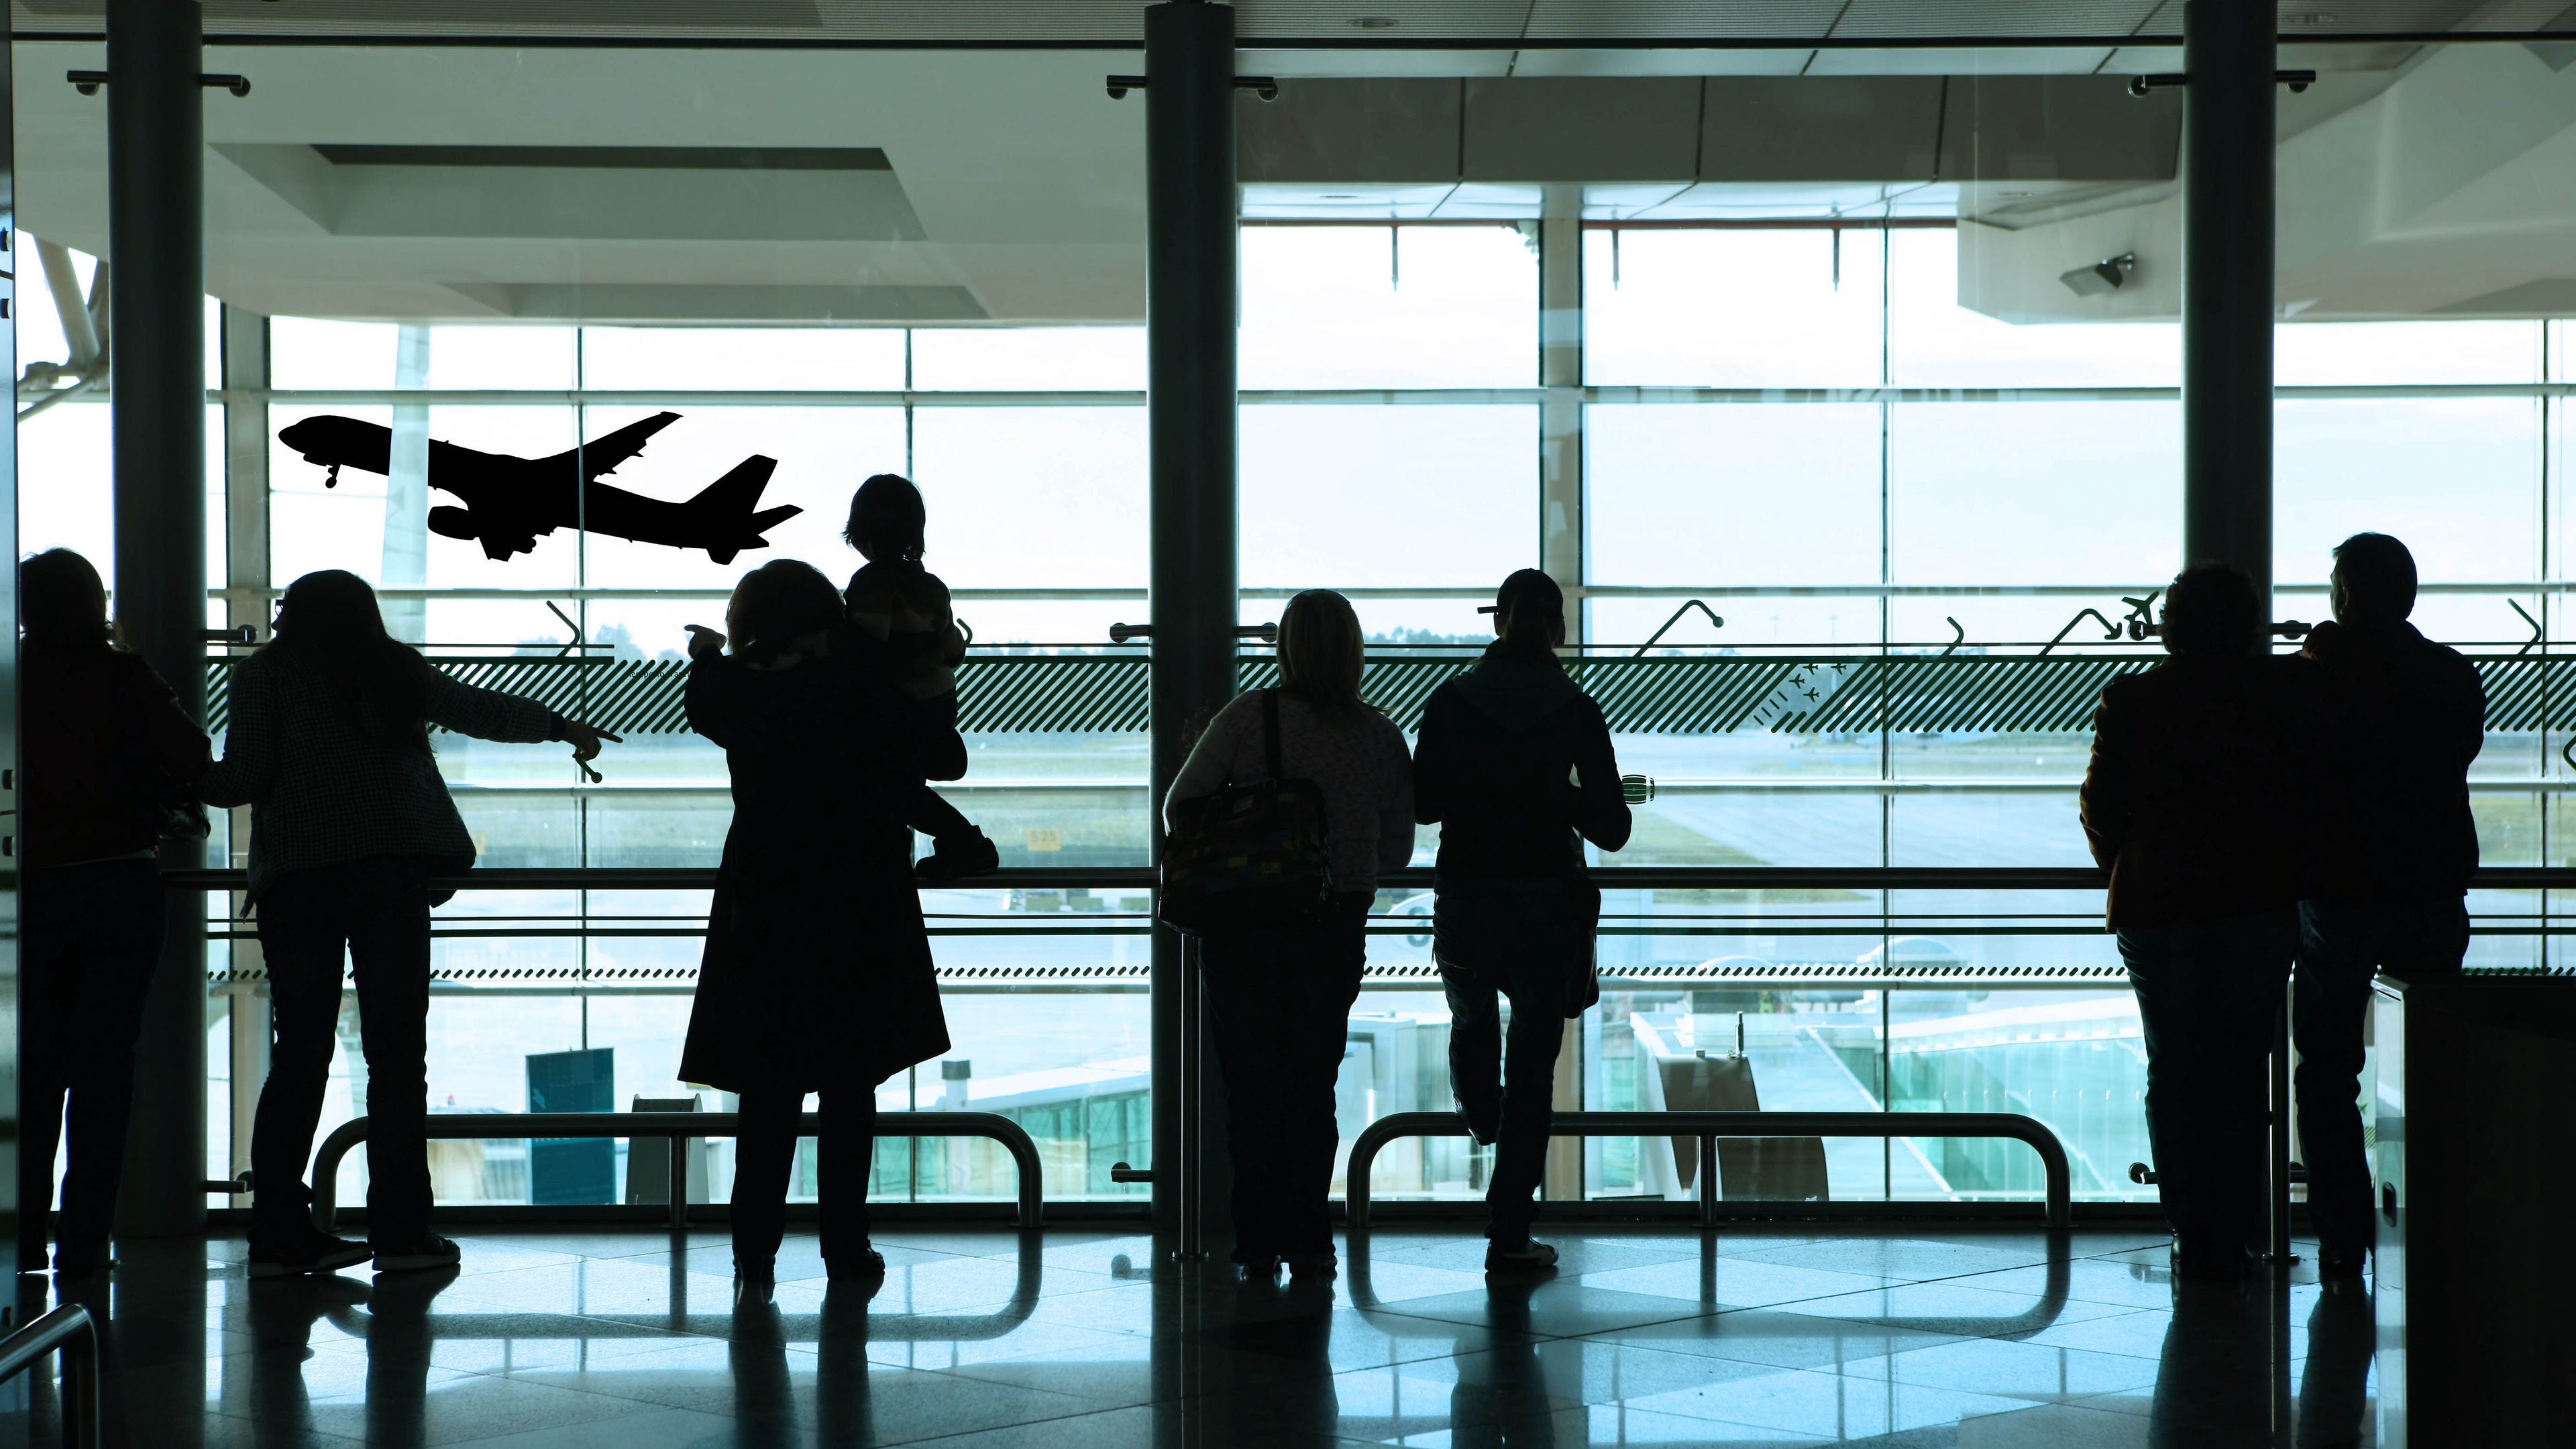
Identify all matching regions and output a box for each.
[1344,1110,2073,1232]
[0,1305,100,1449]
[309,1110,1044,1230]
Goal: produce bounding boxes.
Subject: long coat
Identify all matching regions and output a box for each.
[677,651,956,1093]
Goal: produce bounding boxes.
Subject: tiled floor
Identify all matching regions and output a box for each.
[5,1224,2373,1446]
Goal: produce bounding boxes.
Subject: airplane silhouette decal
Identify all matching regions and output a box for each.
[275,411,800,565]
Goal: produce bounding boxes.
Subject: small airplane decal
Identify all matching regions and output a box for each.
[276,411,800,565]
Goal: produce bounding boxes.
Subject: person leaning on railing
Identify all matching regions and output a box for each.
[1163,588,1413,1282]
[2292,532,2485,1279]
[2080,560,2324,1281]
[1413,568,1632,1274]
[15,548,212,1282]
[199,569,619,1280]
[676,559,961,1289]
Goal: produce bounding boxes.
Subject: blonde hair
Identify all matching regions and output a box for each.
[1277,589,1375,726]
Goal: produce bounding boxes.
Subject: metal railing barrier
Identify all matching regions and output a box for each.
[0,1305,100,1449]
[1343,1110,2074,1232]
[309,1110,1044,1230]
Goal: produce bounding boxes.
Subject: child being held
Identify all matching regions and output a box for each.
[843,473,996,882]
[845,473,968,716]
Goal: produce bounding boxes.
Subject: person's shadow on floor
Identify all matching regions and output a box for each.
[360,1267,460,1449]
[242,1271,374,1449]
[1449,1269,1559,1449]
[2150,1277,2275,1449]
[2297,1277,2373,1449]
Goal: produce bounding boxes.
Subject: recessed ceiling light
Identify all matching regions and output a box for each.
[2284,11,2337,23]
[1349,16,1399,29]
[1321,193,1360,199]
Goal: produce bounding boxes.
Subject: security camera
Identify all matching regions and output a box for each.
[2060,252,2137,297]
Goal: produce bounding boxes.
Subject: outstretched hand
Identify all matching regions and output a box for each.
[561,720,621,763]
[685,625,727,661]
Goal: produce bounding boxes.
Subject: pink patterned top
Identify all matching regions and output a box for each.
[1163,690,1416,894]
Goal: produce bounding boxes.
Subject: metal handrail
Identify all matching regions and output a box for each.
[309,1110,1044,1230]
[0,1305,99,1449]
[1344,1110,2074,1231]
[164,865,2576,893]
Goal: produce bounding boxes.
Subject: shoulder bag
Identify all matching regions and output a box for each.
[1158,690,1334,936]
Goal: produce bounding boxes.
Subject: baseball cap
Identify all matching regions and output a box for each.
[1478,568,1564,621]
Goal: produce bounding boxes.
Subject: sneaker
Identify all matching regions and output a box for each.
[1234,1254,1281,1283]
[1284,1252,1337,1282]
[1456,1106,1500,1148]
[248,1228,374,1279]
[2316,1244,2371,1278]
[372,1236,462,1273]
[1485,1238,1559,1273]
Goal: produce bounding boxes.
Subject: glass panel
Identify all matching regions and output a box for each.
[580,327,907,392]
[911,327,1146,391]
[1240,405,1534,589]
[1890,402,2182,586]
[2273,397,2539,589]
[1588,402,1883,587]
[1585,227,1885,388]
[1240,225,1536,388]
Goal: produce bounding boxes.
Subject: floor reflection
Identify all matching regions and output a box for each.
[0,1226,2385,1447]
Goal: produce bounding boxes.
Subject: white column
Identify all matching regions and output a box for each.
[221,305,271,1205]
[382,324,432,644]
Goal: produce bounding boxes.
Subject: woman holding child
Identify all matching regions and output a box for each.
[678,558,962,1286]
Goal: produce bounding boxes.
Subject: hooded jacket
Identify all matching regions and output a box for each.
[1413,643,1632,880]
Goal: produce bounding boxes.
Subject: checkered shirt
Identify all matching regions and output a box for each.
[199,645,558,901]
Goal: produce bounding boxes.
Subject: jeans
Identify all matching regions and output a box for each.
[19,859,168,1273]
[734,1081,875,1273]
[1436,883,1585,1243]
[2295,895,2467,1255]
[1200,893,1371,1262]
[252,856,436,1250]
[2117,909,2297,1255]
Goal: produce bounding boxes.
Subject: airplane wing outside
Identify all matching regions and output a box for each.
[541,410,683,482]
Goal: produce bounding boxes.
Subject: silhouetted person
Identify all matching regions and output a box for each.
[204,569,618,1279]
[678,559,963,1283]
[1415,570,1631,1271]
[2082,561,2316,1279]
[842,472,998,881]
[15,549,211,1281]
[2295,532,2482,1277]
[1165,589,1412,1280]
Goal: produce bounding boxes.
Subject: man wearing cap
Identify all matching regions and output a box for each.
[1413,569,1633,1271]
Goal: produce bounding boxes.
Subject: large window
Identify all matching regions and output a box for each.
[15,52,2565,1214]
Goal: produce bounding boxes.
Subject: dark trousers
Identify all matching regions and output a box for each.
[18,859,168,1273]
[1436,885,1585,1244]
[1201,892,1371,1262]
[2295,895,2467,1254]
[734,1081,875,1273]
[252,856,435,1250]
[2117,909,2296,1254]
